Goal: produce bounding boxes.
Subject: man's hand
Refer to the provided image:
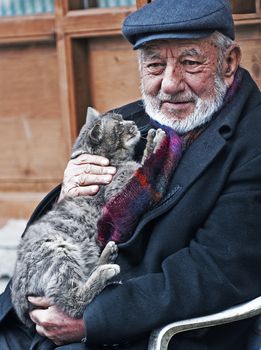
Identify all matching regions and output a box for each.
[28,296,86,346]
[59,153,117,201]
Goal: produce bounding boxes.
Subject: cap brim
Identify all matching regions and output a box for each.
[133,30,214,49]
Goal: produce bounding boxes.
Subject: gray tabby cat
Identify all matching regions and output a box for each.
[11,107,164,327]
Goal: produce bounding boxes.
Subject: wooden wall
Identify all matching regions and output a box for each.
[0,42,66,191]
[0,4,140,220]
[86,36,140,112]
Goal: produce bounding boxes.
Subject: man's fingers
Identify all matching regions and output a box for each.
[78,173,113,186]
[35,320,62,345]
[29,308,45,326]
[59,153,117,201]
[29,310,39,324]
[64,174,113,190]
[29,304,86,345]
[83,164,116,175]
[70,164,116,176]
[67,185,100,197]
[28,296,51,308]
[35,324,45,337]
[59,183,100,202]
[29,307,54,328]
[64,163,116,178]
[72,154,110,166]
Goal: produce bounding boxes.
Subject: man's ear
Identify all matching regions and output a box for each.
[223,44,242,87]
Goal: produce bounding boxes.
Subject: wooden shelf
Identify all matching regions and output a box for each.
[0,14,55,44]
[231,0,260,14]
[62,7,134,37]
[234,14,261,26]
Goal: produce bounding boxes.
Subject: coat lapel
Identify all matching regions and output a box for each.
[169,120,227,196]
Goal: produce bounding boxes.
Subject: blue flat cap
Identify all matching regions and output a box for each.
[122,0,235,49]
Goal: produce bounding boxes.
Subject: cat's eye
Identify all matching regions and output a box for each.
[116,123,125,133]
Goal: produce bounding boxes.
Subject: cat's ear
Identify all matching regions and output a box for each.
[85,107,101,129]
[71,107,101,159]
[89,122,102,145]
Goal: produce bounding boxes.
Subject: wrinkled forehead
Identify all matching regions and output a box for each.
[140,38,217,60]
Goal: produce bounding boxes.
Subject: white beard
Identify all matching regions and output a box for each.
[141,74,228,134]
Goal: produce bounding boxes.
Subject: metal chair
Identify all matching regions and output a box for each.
[148,296,261,350]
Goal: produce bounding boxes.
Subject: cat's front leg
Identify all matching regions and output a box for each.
[141,129,156,164]
[98,241,118,265]
[141,128,166,165]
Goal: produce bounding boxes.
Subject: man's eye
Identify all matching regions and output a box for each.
[182,60,201,66]
[147,63,162,68]
[145,62,165,74]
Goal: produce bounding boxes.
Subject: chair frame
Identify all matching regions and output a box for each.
[148,296,261,350]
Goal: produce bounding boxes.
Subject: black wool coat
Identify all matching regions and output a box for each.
[0,68,261,350]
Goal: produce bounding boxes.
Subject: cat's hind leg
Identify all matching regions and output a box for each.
[98,241,118,265]
[60,263,120,318]
[85,263,120,290]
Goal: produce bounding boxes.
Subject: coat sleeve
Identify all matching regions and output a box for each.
[83,154,261,346]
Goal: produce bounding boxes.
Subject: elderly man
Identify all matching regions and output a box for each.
[0,0,260,349]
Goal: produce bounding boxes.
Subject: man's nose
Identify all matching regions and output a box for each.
[161,65,185,95]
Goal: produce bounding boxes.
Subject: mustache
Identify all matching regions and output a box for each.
[157,92,197,104]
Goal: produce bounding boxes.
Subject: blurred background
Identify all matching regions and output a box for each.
[0,0,260,291]
[0,0,138,15]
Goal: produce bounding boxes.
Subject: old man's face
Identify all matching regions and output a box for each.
[140,39,228,133]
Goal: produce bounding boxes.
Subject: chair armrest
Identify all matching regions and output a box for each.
[148,296,261,350]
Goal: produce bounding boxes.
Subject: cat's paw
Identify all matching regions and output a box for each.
[99,241,118,264]
[147,128,157,145]
[105,241,118,263]
[98,263,120,280]
[153,128,166,153]
[141,129,156,164]
[142,128,166,164]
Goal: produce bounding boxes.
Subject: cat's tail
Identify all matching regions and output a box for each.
[48,263,120,318]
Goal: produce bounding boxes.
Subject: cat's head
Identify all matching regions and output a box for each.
[71,107,141,159]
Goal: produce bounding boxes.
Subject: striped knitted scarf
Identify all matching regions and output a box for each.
[97,125,198,247]
[97,68,243,247]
